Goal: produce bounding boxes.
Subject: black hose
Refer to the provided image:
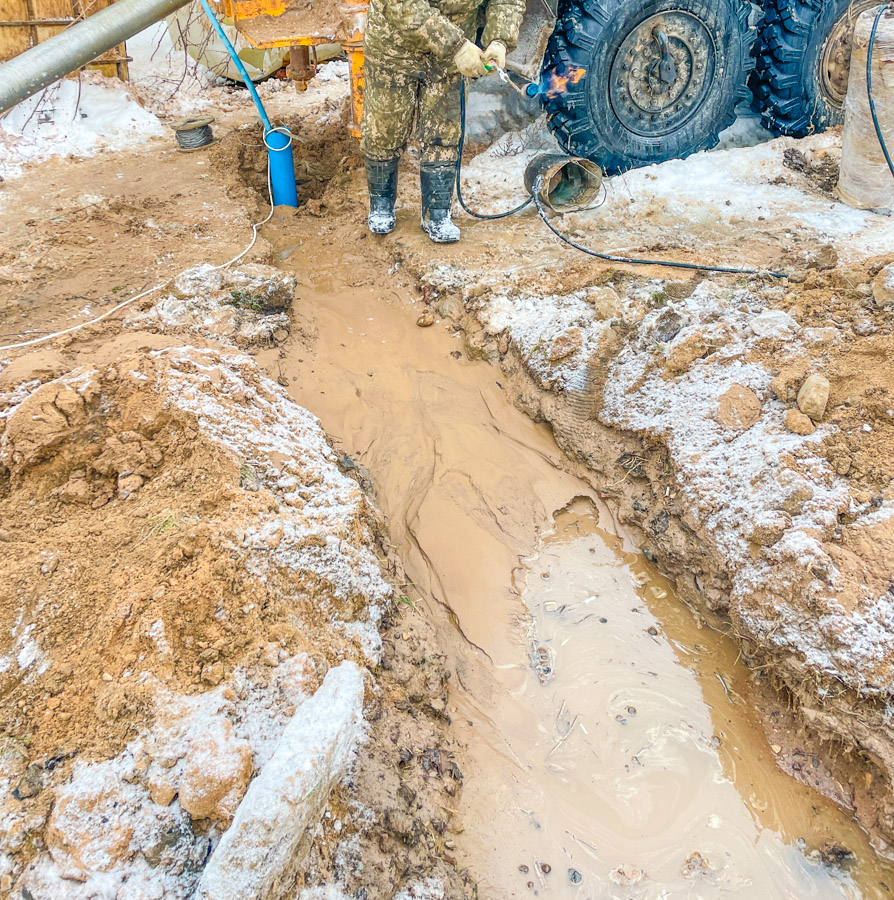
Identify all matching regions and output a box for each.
[531,181,787,277]
[455,78,532,219]
[867,4,894,180]
[456,78,786,278]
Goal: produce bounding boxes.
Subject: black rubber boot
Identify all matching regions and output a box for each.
[420,163,460,243]
[365,156,398,235]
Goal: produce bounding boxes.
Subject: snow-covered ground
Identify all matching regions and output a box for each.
[0,262,390,896]
[0,18,349,181]
[459,122,894,263]
[0,76,165,180]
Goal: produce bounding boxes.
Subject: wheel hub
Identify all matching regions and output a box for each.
[608,11,716,138]
[819,0,876,108]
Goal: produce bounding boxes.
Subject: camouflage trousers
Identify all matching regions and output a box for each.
[360,58,462,164]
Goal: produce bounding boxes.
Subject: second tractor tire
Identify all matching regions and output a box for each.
[752,0,877,136]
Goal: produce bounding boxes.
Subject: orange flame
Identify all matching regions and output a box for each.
[545,65,585,99]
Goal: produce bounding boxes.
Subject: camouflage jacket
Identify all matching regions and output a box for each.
[364,0,526,68]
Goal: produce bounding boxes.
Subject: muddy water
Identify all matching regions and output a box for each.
[466,502,894,898]
[265,218,894,898]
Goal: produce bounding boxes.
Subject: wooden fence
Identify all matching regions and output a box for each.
[0,0,130,78]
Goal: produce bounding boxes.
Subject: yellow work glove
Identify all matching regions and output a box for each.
[454,40,487,78]
[483,40,507,70]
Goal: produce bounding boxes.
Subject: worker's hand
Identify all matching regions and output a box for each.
[454,40,488,78]
[483,40,506,71]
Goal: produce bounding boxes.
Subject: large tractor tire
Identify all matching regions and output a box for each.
[752,0,877,136]
[542,0,755,173]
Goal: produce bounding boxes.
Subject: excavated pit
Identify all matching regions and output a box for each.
[210,112,362,209]
[3,62,894,894]
[252,204,894,897]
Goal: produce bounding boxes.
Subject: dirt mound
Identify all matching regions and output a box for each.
[0,344,390,893]
[211,108,362,209]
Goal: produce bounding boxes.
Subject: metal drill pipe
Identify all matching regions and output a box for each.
[0,0,192,114]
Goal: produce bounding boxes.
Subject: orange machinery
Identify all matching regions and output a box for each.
[215,0,367,135]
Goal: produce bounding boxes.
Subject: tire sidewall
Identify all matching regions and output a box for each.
[798,0,860,130]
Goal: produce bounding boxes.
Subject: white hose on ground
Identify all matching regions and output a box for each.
[0,158,276,354]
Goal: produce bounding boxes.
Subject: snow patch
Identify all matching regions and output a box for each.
[0,76,164,180]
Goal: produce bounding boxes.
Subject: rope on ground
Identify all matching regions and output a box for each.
[0,157,275,354]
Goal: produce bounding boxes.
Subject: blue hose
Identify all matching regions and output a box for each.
[197,0,298,206]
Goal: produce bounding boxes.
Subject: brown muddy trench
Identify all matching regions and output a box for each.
[259,213,894,899]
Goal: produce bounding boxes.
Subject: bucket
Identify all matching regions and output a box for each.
[524,154,603,212]
[837,6,894,212]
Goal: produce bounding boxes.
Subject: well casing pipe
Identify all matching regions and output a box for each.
[0,0,192,114]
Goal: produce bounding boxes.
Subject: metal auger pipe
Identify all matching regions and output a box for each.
[0,0,192,115]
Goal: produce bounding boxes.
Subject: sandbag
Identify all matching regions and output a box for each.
[837,6,894,212]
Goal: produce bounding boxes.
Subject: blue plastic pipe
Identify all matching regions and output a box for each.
[265,127,300,206]
[197,0,298,207]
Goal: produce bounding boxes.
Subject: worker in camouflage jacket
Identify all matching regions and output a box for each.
[360,0,526,241]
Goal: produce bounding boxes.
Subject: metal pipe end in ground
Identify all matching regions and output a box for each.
[524,154,603,212]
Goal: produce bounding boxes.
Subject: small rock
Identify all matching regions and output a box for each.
[143,823,187,867]
[833,455,852,476]
[768,361,810,402]
[663,327,719,375]
[568,868,583,884]
[749,309,800,340]
[147,777,178,807]
[548,327,583,362]
[52,469,92,505]
[416,311,435,328]
[40,553,59,575]
[178,718,253,823]
[776,469,815,515]
[587,286,623,321]
[201,662,224,686]
[806,244,838,271]
[13,764,43,800]
[117,472,145,500]
[872,263,894,306]
[715,384,761,431]
[652,307,690,343]
[260,643,280,667]
[784,409,815,435]
[797,374,831,421]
